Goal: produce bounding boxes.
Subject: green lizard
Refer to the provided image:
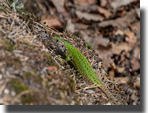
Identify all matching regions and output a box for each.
[53,36,121,105]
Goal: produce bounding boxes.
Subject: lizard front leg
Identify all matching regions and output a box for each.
[53,55,65,69]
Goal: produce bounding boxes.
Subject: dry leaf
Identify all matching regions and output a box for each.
[131,90,137,101]
[124,31,135,39]
[115,30,125,36]
[100,0,107,7]
[124,31,137,47]
[110,62,117,71]
[130,58,140,71]
[134,81,140,89]
[126,37,137,47]
[108,70,115,80]
[117,67,125,73]
[114,77,129,84]
[74,0,97,7]
[80,30,92,42]
[130,21,140,32]
[133,46,140,59]
[74,23,88,30]
[42,17,64,29]
[51,0,65,12]
[136,8,140,18]
[111,42,131,54]
[76,10,104,21]
[111,0,137,10]
[66,19,75,32]
[109,62,125,73]
[98,10,137,28]
[97,6,111,19]
[95,44,113,70]
[91,35,109,47]
[87,5,111,19]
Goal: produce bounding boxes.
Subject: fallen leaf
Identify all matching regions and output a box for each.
[98,10,137,28]
[91,35,109,47]
[130,21,140,32]
[136,8,140,18]
[109,62,125,73]
[111,42,131,54]
[76,10,104,21]
[124,31,137,47]
[115,30,125,36]
[119,55,129,67]
[97,6,111,19]
[95,44,113,70]
[66,19,75,32]
[74,0,97,7]
[117,67,125,73]
[108,70,115,80]
[42,17,65,29]
[100,0,107,7]
[114,77,129,84]
[51,0,65,12]
[133,46,140,59]
[130,58,140,71]
[134,81,140,89]
[124,31,135,39]
[80,30,92,42]
[87,5,111,19]
[74,23,88,30]
[131,90,137,101]
[111,0,137,10]
[110,62,117,71]
[126,37,137,47]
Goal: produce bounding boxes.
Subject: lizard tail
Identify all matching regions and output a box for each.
[99,85,121,105]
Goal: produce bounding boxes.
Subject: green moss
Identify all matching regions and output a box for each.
[84,42,93,50]
[17,8,24,14]
[9,79,37,105]
[68,77,75,92]
[110,98,113,101]
[45,53,57,66]
[13,58,22,67]
[24,69,43,82]
[21,94,34,105]
[46,84,51,89]
[56,89,62,99]
[9,79,28,94]
[3,39,15,52]
[72,96,80,105]
[24,71,32,78]
[33,69,43,81]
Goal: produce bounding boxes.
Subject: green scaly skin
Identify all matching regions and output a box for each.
[53,36,121,105]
